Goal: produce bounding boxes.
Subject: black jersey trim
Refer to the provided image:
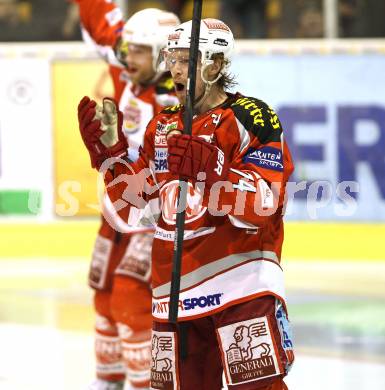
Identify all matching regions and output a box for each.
[230,96,282,144]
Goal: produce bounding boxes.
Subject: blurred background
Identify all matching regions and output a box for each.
[0,0,384,389]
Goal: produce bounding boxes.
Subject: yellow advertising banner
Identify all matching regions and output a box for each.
[52,59,114,216]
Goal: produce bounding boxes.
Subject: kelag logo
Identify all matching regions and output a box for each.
[243,146,283,172]
[153,293,223,314]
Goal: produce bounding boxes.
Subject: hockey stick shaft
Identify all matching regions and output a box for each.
[168,0,203,324]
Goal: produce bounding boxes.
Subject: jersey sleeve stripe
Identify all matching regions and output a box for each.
[234,116,251,154]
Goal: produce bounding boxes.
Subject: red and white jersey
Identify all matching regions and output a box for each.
[101,78,178,230]
[76,0,178,229]
[76,0,178,158]
[101,79,178,232]
[105,93,295,321]
[119,80,178,162]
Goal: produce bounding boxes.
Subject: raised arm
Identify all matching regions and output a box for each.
[77,96,158,225]
[74,0,124,64]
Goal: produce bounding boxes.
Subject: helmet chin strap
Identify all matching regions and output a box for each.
[193,64,223,112]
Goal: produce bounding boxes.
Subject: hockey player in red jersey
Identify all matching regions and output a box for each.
[74,1,180,389]
[78,17,294,390]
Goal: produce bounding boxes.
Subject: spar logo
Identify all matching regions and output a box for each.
[152,293,223,314]
[160,180,206,225]
[154,148,168,172]
[242,146,283,172]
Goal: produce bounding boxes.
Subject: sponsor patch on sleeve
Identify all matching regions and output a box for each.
[217,316,283,386]
[154,148,169,172]
[242,146,283,172]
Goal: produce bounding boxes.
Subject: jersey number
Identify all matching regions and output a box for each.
[231,168,257,193]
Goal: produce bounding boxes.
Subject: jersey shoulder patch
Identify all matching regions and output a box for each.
[230,96,282,144]
[161,103,182,114]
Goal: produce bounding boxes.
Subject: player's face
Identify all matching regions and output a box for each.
[124,44,155,85]
[166,49,204,106]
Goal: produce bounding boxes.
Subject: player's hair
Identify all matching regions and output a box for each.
[212,53,237,90]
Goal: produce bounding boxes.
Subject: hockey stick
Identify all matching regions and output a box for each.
[168,0,203,324]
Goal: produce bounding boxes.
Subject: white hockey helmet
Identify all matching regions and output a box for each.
[121,8,180,71]
[166,18,234,69]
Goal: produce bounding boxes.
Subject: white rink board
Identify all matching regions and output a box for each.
[0,56,53,218]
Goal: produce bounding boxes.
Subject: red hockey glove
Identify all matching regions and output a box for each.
[167,134,229,186]
[77,96,128,170]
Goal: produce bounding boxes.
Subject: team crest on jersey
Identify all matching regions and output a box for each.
[160,180,206,225]
[151,331,179,390]
[123,98,141,134]
[217,317,282,386]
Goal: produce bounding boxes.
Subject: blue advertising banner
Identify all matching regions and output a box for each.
[232,53,385,221]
